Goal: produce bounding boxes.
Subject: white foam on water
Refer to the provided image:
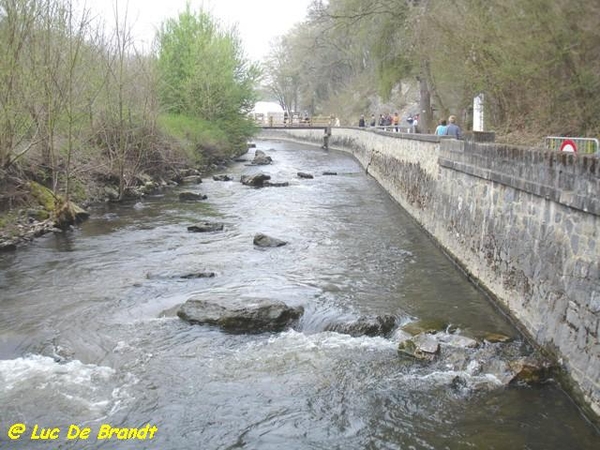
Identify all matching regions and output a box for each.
[392,368,504,392]
[0,354,115,390]
[0,355,134,416]
[249,329,398,355]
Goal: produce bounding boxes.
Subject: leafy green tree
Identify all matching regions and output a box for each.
[157,5,259,153]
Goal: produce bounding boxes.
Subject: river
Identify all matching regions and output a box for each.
[0,139,598,449]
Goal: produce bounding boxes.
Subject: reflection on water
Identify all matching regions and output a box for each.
[0,139,598,449]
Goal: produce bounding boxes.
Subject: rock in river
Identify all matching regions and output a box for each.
[253,233,287,248]
[398,332,441,361]
[508,355,556,385]
[263,181,290,187]
[252,149,273,165]
[241,173,271,187]
[177,297,304,333]
[179,192,207,201]
[179,272,216,279]
[325,314,396,337]
[187,222,224,233]
[213,174,233,181]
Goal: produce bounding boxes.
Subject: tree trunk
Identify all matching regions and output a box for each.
[418,72,433,134]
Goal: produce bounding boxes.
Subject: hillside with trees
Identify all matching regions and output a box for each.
[263,0,600,138]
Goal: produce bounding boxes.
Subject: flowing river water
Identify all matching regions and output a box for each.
[0,139,598,449]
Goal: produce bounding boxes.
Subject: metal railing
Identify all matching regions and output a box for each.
[258,115,333,128]
[545,136,599,155]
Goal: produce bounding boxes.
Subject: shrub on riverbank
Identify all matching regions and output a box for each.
[157,113,254,167]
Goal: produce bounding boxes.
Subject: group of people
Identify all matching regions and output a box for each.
[358,112,461,139]
[358,112,418,133]
[434,115,461,139]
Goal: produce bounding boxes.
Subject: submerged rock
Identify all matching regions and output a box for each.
[146,271,216,280]
[253,233,287,248]
[213,174,233,182]
[263,181,290,188]
[325,315,397,337]
[483,333,513,343]
[401,319,450,336]
[187,222,224,233]
[177,297,304,333]
[179,272,216,279]
[179,192,208,202]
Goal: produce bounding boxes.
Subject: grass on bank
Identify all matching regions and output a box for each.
[157,113,258,166]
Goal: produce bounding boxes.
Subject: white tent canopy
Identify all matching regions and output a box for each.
[250,101,285,125]
[251,101,284,114]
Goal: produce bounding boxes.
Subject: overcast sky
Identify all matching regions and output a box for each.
[89,0,313,61]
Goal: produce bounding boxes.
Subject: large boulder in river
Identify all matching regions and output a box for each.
[253,233,287,248]
[325,315,396,337]
[241,173,271,187]
[252,149,273,165]
[177,297,304,333]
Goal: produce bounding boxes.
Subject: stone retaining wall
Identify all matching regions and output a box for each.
[265,127,600,418]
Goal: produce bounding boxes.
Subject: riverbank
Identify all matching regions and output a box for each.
[0,144,252,253]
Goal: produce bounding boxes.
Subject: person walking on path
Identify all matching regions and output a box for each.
[446,115,461,139]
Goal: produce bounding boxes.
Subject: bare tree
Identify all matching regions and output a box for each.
[0,0,41,170]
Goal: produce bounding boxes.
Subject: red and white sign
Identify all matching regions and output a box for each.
[560,139,577,153]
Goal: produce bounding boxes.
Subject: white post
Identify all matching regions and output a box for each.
[473,93,484,131]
